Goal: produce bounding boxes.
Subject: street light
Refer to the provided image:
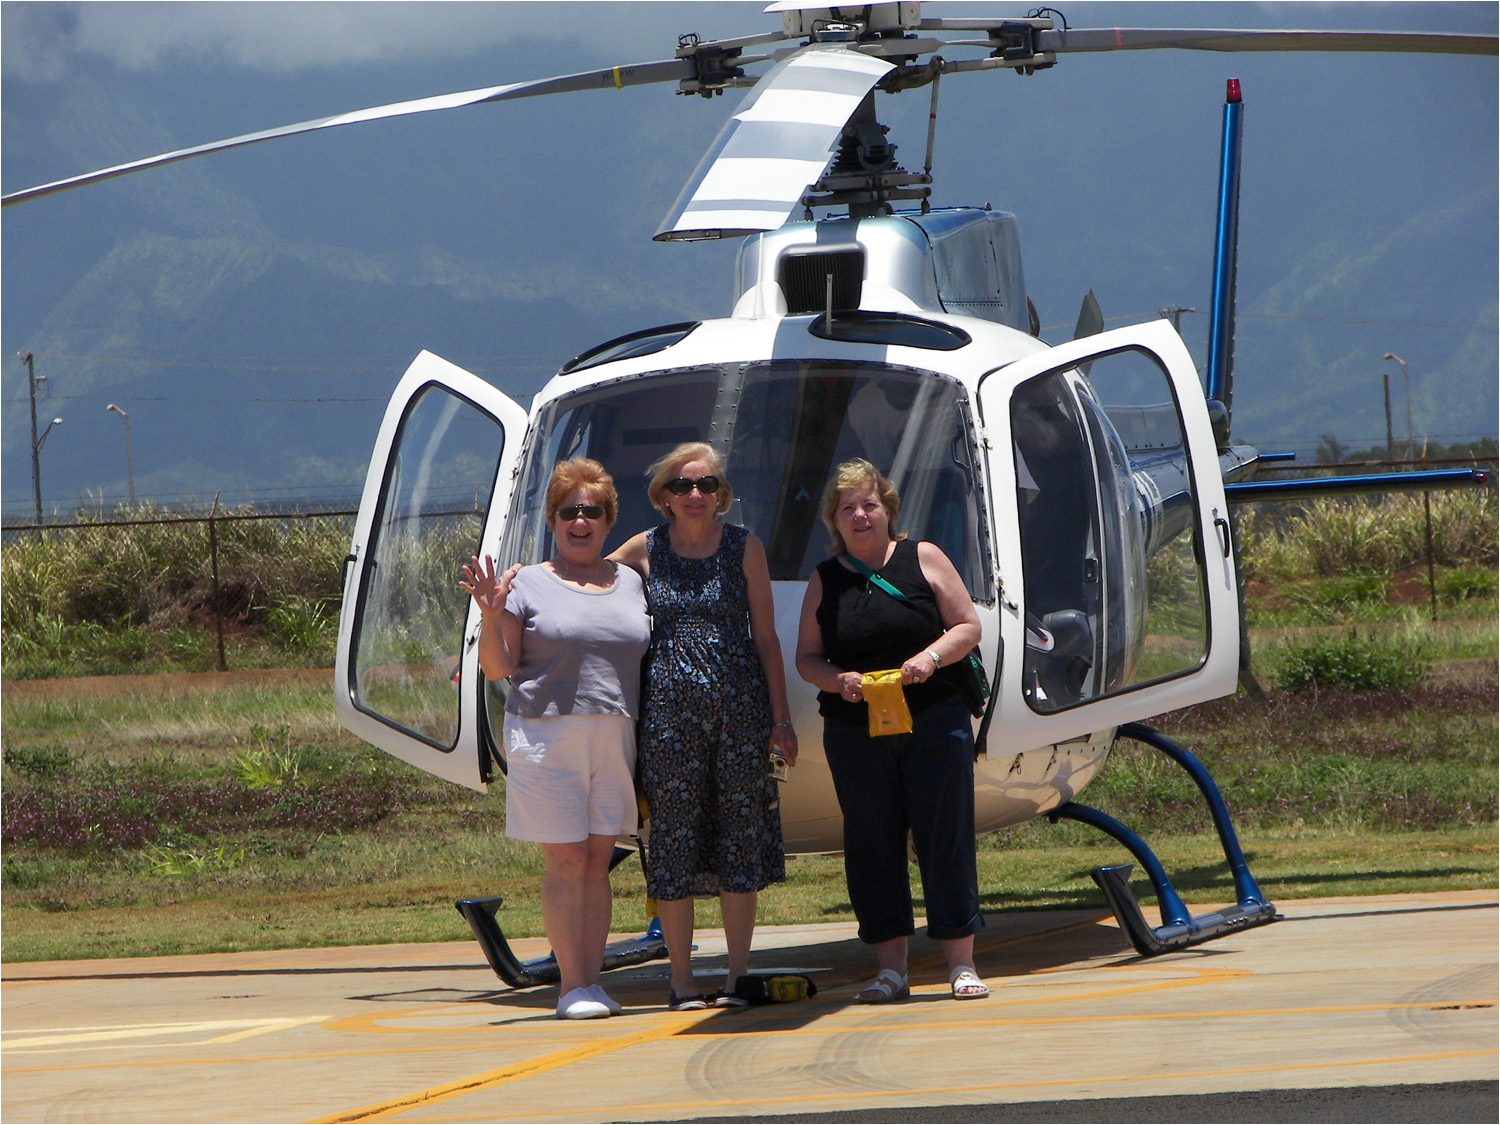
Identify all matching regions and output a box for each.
[37,417,63,451]
[106,403,137,506]
[1382,352,1413,459]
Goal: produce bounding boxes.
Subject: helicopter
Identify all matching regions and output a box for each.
[4,2,1493,982]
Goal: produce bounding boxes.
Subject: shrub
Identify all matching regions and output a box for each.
[263,595,337,654]
[1437,566,1498,602]
[1309,572,1387,608]
[1275,629,1431,693]
[3,745,78,779]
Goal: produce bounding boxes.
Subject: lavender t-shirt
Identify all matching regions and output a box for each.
[503,562,650,719]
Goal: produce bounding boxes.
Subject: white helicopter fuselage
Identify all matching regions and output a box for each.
[334,208,1241,855]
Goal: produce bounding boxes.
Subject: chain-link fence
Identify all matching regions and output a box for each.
[2,506,364,678]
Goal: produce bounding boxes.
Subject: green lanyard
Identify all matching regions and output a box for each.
[843,552,913,606]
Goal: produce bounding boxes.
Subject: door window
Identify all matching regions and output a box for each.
[1013,348,1208,713]
[350,385,506,749]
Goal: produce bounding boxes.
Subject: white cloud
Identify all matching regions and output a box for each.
[2,1,772,83]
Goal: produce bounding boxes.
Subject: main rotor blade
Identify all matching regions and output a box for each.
[1037,27,1497,56]
[655,44,893,241]
[2,58,695,207]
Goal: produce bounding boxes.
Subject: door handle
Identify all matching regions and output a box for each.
[1212,510,1231,558]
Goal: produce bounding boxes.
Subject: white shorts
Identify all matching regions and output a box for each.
[502,713,639,844]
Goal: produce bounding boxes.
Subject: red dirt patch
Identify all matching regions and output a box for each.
[1386,566,1435,605]
[2,668,333,702]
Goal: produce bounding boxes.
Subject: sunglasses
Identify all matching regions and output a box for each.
[556,504,606,521]
[665,475,721,497]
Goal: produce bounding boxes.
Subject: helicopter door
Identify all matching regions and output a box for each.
[334,351,528,791]
[977,320,1238,752]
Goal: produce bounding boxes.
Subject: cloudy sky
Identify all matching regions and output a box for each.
[2,2,1495,511]
[1,2,769,79]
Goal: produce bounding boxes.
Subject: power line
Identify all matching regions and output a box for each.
[12,350,568,374]
[1238,312,1498,331]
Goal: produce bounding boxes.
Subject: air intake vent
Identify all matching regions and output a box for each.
[778,249,864,315]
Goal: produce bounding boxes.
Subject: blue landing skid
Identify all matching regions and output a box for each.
[455,845,669,988]
[1048,722,1279,957]
[455,897,668,988]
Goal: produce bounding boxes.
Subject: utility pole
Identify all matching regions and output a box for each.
[24,352,40,523]
[22,353,61,525]
[1380,371,1394,460]
[1158,305,1197,333]
[1383,352,1413,459]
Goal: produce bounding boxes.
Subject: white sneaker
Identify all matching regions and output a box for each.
[557,986,610,1020]
[587,984,623,1015]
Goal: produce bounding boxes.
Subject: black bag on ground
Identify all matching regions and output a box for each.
[732,973,818,1004]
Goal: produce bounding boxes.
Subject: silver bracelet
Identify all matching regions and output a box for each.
[773,719,794,728]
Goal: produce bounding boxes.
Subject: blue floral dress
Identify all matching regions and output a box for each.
[638,522,786,900]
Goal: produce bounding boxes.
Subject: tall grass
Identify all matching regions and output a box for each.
[2,509,353,677]
[1238,490,1497,582]
[2,494,1493,680]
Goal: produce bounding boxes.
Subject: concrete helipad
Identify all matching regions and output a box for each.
[3,890,1496,1123]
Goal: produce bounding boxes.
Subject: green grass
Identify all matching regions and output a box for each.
[2,655,1494,963]
[4,826,1493,964]
[2,495,1494,963]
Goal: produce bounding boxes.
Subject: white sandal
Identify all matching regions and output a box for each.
[856,968,909,1004]
[948,966,989,1000]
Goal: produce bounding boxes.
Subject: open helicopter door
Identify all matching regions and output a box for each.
[335,351,528,791]
[977,320,1239,752]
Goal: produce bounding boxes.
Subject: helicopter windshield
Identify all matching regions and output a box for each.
[508,361,991,596]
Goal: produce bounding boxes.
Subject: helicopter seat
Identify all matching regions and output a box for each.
[1024,609,1094,711]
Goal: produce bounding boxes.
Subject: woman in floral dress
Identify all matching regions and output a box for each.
[611,442,797,1010]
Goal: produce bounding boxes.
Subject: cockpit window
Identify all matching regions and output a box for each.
[505,362,992,598]
[559,322,699,375]
[808,311,971,350]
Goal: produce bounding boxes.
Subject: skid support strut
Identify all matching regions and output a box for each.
[1048,722,1278,956]
[456,846,669,988]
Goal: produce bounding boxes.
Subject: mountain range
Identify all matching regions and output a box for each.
[3,2,1495,519]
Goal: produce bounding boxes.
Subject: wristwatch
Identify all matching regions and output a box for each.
[926,649,942,667]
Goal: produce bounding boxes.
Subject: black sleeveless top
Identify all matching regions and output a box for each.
[814,539,962,723]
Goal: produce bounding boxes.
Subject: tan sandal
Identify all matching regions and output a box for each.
[856,968,909,1004]
[948,966,989,999]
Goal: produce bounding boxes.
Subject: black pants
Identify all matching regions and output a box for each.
[822,697,984,945]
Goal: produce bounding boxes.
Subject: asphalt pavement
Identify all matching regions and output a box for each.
[3,890,1495,1123]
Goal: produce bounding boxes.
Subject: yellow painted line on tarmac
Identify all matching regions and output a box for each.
[320,1006,515,1036]
[429,1049,1500,1122]
[8,996,1488,1078]
[633,996,1500,1039]
[312,1017,709,1124]
[313,945,1242,1121]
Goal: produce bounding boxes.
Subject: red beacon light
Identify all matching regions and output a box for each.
[1226,78,1242,103]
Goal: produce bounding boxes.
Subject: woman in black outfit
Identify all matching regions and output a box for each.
[795,459,988,1003]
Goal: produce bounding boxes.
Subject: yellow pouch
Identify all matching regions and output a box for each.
[862,669,913,737]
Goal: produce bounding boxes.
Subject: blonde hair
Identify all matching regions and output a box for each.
[820,458,907,555]
[645,441,733,519]
[545,457,618,525]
